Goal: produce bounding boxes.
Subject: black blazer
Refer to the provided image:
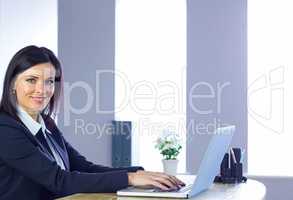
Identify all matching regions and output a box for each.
[0,112,142,200]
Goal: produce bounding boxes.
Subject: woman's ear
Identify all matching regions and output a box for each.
[11,79,18,95]
[12,78,18,92]
[12,84,16,94]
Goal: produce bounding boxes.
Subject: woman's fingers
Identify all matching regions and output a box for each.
[157,174,179,187]
[150,172,185,187]
[128,170,185,191]
[171,175,185,186]
[150,180,170,191]
[151,175,177,189]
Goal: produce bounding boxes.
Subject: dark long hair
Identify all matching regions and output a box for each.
[0,45,63,120]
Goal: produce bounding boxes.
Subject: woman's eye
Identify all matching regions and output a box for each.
[45,79,55,85]
[26,78,36,84]
[46,80,55,85]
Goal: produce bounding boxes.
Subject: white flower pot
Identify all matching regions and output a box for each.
[162,159,179,175]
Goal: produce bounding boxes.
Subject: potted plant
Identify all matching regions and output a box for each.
[155,131,182,175]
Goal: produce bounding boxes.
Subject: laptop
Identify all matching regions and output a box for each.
[117,125,235,199]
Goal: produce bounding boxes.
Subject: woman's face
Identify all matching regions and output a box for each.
[13,62,56,119]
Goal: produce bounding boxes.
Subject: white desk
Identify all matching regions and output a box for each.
[185,179,266,200]
[57,179,266,200]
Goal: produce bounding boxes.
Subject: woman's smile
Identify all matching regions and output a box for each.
[30,96,47,104]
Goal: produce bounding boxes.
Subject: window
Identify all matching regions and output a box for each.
[115,0,186,172]
[248,0,293,176]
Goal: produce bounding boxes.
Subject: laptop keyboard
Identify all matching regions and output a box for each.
[153,184,192,193]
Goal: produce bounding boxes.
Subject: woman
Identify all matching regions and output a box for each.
[0,46,184,200]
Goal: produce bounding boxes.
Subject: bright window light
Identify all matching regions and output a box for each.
[248,0,293,176]
[115,0,186,172]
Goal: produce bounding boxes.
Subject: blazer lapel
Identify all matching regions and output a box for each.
[0,113,56,161]
[13,114,70,170]
[46,133,70,170]
[20,124,56,161]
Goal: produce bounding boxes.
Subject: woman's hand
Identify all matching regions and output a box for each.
[127,170,185,191]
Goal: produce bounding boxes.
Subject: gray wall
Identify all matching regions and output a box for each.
[186,0,247,173]
[58,0,115,166]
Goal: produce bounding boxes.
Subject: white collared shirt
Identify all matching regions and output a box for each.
[17,106,66,170]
